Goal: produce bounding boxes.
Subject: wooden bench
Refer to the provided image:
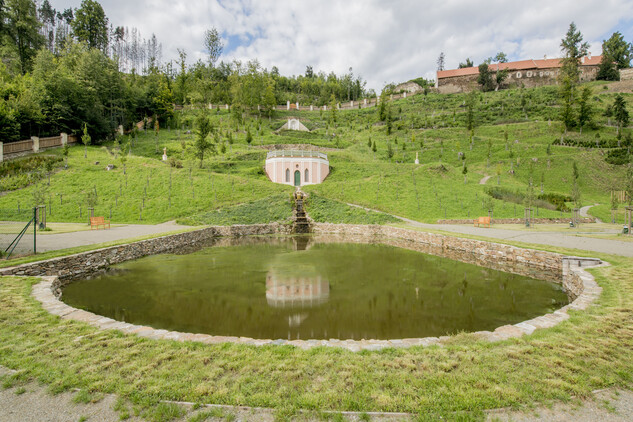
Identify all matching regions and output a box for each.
[90,216,110,230]
[473,216,491,228]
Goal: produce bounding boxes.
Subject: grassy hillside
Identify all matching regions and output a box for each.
[0,80,630,225]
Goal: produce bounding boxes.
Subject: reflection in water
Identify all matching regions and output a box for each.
[266,270,330,309]
[61,237,569,340]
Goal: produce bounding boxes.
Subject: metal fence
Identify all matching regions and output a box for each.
[0,208,37,259]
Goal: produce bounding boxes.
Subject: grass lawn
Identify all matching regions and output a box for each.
[0,80,630,228]
[0,81,632,420]
[0,241,632,421]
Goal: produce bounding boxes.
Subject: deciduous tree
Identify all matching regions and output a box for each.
[5,0,44,74]
[71,0,109,52]
[204,27,223,67]
[194,112,214,167]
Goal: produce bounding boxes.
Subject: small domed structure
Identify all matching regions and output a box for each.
[265,150,329,187]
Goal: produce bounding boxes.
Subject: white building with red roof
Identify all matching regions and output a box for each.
[436,55,602,93]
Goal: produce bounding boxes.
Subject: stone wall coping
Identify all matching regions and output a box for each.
[5,223,607,351]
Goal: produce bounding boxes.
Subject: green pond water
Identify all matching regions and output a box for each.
[62,237,569,340]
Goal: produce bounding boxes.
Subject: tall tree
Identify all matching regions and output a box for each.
[577,86,593,133]
[494,52,508,63]
[602,31,632,69]
[597,53,620,81]
[194,111,214,167]
[204,27,223,67]
[37,0,56,51]
[613,94,630,137]
[5,0,44,74]
[71,0,109,52]
[559,22,590,84]
[436,52,445,71]
[465,90,477,131]
[458,58,473,69]
[477,63,494,92]
[558,22,589,130]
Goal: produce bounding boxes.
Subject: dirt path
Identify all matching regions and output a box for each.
[479,175,492,184]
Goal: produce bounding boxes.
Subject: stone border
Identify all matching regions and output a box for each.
[5,224,607,351]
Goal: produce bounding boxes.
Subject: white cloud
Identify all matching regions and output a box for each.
[50,0,633,91]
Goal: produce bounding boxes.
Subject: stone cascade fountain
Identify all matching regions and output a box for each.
[292,190,310,234]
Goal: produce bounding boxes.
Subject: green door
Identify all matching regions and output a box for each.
[294,170,301,186]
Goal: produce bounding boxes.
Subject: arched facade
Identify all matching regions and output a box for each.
[265,150,329,187]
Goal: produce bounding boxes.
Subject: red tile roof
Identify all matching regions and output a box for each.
[437,56,602,79]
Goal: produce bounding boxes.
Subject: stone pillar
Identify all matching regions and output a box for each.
[61,133,68,146]
[310,105,313,111]
[364,98,367,105]
[0,142,3,163]
[350,100,354,108]
[287,101,290,110]
[323,105,327,111]
[337,103,340,110]
[118,125,124,136]
[403,92,407,98]
[32,136,40,153]
[296,102,299,109]
[257,104,260,111]
[225,104,229,110]
[208,103,213,109]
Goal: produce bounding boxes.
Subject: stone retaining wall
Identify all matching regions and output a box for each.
[312,223,563,273]
[0,223,291,280]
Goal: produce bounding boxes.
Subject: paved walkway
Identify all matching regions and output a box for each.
[347,203,633,257]
[2,221,189,255]
[399,217,633,257]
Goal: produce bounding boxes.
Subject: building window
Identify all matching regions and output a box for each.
[304,169,309,182]
[285,168,290,183]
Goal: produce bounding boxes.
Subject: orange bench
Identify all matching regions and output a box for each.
[473,216,491,228]
[90,216,110,230]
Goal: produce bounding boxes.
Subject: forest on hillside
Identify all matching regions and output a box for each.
[0,0,369,142]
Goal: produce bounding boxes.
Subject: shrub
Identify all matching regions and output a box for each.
[605,148,631,165]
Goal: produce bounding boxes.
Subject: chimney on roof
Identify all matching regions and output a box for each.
[544,54,547,59]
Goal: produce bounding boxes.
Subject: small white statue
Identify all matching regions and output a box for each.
[162,147,168,162]
[414,152,420,165]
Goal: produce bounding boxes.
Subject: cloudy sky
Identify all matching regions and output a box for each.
[50,0,633,90]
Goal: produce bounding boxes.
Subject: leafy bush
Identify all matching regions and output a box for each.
[537,192,572,212]
[485,187,570,211]
[605,148,631,165]
[0,155,63,192]
[0,155,62,178]
[552,137,619,148]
